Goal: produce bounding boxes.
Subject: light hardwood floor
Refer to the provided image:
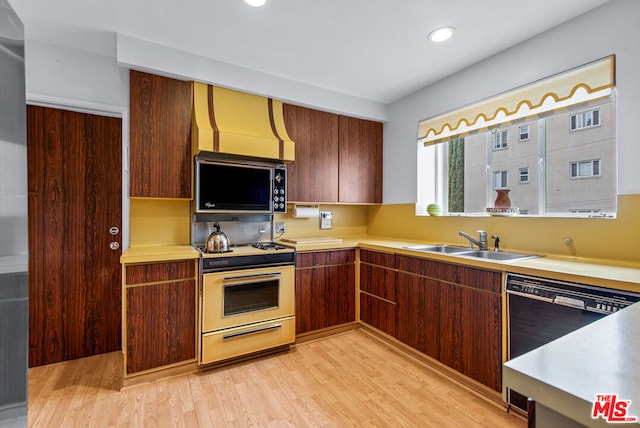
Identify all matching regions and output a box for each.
[28,329,525,427]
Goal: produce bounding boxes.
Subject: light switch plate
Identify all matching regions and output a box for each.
[319,211,332,230]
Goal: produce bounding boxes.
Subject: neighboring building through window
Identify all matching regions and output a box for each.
[492,130,508,150]
[570,109,600,131]
[518,167,530,183]
[570,159,601,178]
[518,125,529,141]
[493,170,508,189]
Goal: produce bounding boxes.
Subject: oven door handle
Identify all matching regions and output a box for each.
[223,272,281,283]
[222,323,282,340]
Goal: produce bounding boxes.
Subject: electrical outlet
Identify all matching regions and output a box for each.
[275,222,286,233]
[319,211,332,230]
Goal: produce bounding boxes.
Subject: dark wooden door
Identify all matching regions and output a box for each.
[27,105,122,367]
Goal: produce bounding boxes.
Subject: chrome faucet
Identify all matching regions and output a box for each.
[459,230,488,251]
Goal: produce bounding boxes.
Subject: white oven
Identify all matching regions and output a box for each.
[199,244,295,365]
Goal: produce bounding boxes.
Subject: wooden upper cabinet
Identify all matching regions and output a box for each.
[129,70,193,199]
[283,104,339,203]
[283,104,383,204]
[338,115,383,204]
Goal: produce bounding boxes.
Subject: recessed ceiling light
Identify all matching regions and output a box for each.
[244,0,267,7]
[428,26,455,43]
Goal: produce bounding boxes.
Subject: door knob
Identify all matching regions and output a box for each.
[109,242,120,250]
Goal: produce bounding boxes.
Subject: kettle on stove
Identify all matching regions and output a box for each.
[205,222,231,253]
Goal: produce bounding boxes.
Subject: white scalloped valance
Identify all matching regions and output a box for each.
[417,55,615,145]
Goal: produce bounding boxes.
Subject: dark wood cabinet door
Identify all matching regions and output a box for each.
[295,250,356,334]
[338,115,383,203]
[283,104,339,203]
[395,255,502,391]
[396,271,440,359]
[129,70,192,198]
[438,283,502,391]
[126,278,196,374]
[27,106,122,367]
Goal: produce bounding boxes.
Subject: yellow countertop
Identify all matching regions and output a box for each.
[120,245,200,264]
[280,235,640,292]
[119,236,640,291]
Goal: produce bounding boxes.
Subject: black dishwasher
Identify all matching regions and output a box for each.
[505,272,640,412]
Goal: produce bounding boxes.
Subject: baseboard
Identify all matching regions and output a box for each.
[294,322,359,344]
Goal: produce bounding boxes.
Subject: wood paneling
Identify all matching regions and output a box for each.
[125,260,195,285]
[126,279,196,374]
[338,115,383,203]
[27,105,122,367]
[360,293,395,337]
[295,250,356,334]
[129,70,192,198]
[283,104,339,203]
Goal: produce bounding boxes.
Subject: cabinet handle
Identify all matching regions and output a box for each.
[223,272,280,283]
[222,323,282,340]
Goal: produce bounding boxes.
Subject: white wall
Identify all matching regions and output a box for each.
[25,38,128,110]
[383,0,640,203]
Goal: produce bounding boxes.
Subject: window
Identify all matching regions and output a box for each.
[492,130,508,150]
[570,109,600,131]
[493,171,508,189]
[518,125,529,141]
[416,56,617,218]
[570,159,601,178]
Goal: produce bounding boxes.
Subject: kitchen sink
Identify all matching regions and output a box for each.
[403,244,540,261]
[403,244,472,254]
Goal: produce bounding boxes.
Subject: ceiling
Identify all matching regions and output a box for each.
[12,0,610,104]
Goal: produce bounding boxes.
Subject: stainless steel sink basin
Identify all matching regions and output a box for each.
[459,250,539,261]
[403,244,472,254]
[403,244,540,261]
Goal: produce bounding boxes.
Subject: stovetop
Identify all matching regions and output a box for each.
[197,242,296,272]
[197,242,294,258]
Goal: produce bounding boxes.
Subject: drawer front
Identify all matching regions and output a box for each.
[296,249,356,268]
[201,316,295,364]
[125,260,195,285]
[360,250,395,268]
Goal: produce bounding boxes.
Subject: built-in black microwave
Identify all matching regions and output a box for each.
[195,156,286,214]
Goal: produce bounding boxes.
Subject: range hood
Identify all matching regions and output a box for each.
[193,82,295,162]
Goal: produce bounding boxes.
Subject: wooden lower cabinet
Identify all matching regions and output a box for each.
[295,250,356,334]
[359,250,396,337]
[124,260,197,375]
[396,272,440,359]
[395,255,502,392]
